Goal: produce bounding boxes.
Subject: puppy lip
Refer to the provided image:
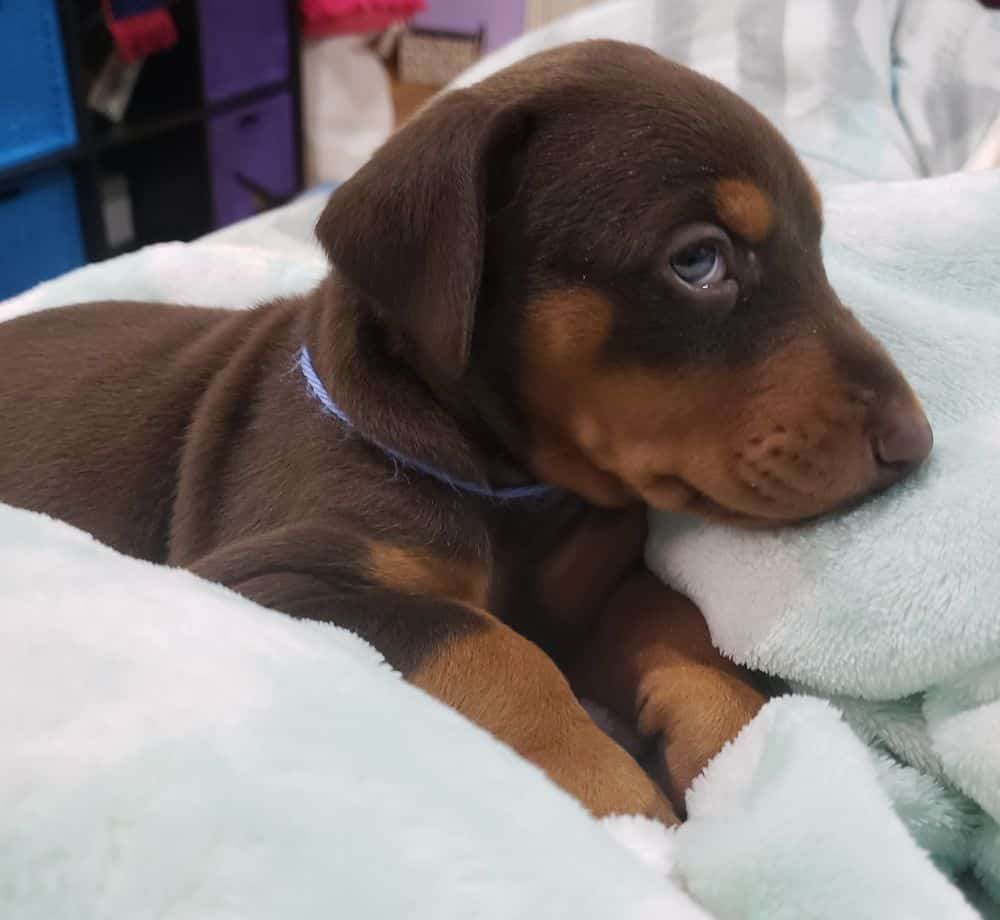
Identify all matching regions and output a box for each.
[664,475,854,530]
[646,475,789,527]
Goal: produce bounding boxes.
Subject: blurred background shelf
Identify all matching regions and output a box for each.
[0,0,598,300]
[0,0,303,300]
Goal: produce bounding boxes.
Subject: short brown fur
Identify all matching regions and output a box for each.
[410,612,676,821]
[368,543,491,608]
[0,41,930,825]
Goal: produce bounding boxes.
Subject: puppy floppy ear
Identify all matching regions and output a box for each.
[316,89,530,382]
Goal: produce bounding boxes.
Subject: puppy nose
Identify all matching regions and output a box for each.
[871,400,933,485]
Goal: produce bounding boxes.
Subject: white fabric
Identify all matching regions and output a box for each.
[300,35,394,184]
[455,0,1000,185]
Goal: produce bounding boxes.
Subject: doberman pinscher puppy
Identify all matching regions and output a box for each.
[0,42,932,823]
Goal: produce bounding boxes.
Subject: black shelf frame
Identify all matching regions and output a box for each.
[0,0,304,264]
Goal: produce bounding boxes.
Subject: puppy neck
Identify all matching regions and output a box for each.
[299,277,542,499]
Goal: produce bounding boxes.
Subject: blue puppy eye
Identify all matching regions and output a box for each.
[670,242,726,287]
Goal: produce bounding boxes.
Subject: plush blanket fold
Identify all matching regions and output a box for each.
[0,502,983,919]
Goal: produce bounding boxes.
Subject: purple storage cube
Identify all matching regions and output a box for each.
[412,0,523,51]
[197,0,289,103]
[208,92,296,228]
[412,0,487,35]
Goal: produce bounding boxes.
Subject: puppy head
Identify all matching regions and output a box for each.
[317,41,932,524]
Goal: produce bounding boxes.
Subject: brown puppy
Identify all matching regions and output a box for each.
[0,42,931,823]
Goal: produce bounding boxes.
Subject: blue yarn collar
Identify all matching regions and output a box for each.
[298,346,553,502]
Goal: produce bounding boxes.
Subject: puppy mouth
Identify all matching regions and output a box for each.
[686,488,816,529]
[645,474,797,528]
[683,489,781,527]
[644,467,874,529]
[660,466,907,530]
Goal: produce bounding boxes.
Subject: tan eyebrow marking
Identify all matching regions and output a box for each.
[713,178,774,243]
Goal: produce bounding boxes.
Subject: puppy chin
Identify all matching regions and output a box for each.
[643,476,812,528]
[639,476,756,525]
[639,474,700,512]
[634,469,861,528]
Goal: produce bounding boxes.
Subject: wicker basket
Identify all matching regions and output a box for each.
[398,28,483,86]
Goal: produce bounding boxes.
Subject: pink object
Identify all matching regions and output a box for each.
[102,0,178,64]
[300,0,425,37]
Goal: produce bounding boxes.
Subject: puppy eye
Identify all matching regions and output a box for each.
[663,223,739,311]
[670,242,726,287]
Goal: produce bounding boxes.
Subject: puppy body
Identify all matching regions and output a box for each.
[0,42,931,823]
[1,288,692,821]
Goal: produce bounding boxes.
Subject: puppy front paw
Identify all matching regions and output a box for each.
[637,666,765,815]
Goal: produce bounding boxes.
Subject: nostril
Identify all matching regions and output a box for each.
[872,407,933,479]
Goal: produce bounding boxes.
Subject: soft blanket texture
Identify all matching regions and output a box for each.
[0,504,698,920]
[0,502,978,920]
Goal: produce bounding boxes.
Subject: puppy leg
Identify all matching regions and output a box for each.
[190,528,677,824]
[567,568,766,814]
[406,613,678,822]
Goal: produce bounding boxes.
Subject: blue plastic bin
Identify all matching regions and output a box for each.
[0,167,85,300]
[0,0,78,171]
